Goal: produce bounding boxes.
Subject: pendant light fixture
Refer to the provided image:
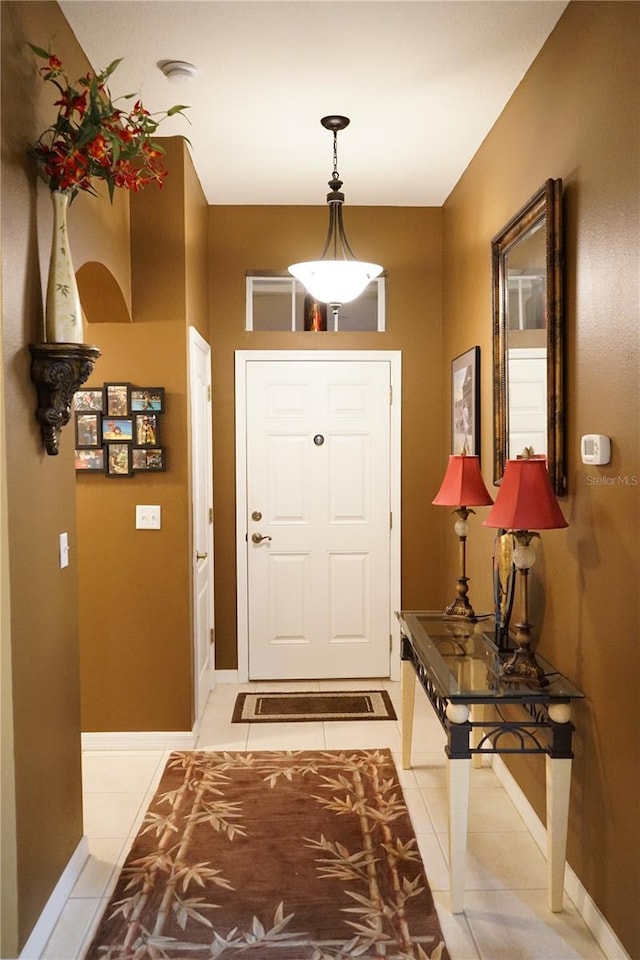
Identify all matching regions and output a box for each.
[288,116,383,318]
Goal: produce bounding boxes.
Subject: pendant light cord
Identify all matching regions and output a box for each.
[331,128,340,185]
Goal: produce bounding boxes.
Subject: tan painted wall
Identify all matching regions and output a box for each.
[208,205,445,669]
[442,2,640,955]
[4,1,637,955]
[78,139,208,732]
[0,1,131,951]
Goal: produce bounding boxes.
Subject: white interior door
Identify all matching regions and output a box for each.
[508,346,547,457]
[189,328,215,723]
[245,358,391,680]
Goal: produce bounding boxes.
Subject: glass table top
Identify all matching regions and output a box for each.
[398,611,584,703]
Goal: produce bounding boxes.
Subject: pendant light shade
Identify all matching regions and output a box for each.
[288,116,383,315]
[288,260,382,307]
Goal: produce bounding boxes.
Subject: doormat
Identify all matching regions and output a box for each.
[231,689,397,723]
[83,749,449,960]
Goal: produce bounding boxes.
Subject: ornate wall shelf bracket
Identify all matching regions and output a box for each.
[29,343,101,455]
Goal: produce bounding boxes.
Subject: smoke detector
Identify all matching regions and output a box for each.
[158,60,199,84]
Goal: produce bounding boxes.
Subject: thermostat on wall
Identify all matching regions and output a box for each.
[581,434,611,465]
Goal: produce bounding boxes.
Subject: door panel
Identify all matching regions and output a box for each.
[329,552,370,638]
[329,435,369,521]
[246,360,390,680]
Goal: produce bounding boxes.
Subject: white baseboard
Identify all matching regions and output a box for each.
[81,729,196,751]
[215,669,239,683]
[19,837,89,960]
[492,756,631,960]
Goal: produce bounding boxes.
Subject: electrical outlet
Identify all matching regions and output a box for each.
[136,505,161,530]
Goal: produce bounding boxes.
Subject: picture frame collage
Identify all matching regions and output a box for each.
[74,383,166,477]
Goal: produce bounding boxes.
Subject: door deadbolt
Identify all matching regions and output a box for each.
[196,551,208,560]
[251,510,263,521]
[251,533,272,544]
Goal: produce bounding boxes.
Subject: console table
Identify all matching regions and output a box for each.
[397,611,583,914]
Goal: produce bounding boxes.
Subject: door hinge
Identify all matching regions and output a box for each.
[389,385,393,404]
[389,633,393,651]
[210,627,215,644]
[209,507,214,524]
[389,512,393,530]
[207,384,211,401]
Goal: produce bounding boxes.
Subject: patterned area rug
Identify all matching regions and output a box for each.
[232,690,397,723]
[84,750,449,960]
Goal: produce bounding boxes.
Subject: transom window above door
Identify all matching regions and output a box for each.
[245,274,386,332]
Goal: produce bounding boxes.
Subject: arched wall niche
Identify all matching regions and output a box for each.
[77,261,131,325]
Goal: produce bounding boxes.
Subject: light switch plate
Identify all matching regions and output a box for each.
[136,505,161,530]
[59,532,69,569]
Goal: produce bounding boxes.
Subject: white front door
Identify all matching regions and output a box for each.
[189,328,215,723]
[244,358,392,680]
[507,346,547,457]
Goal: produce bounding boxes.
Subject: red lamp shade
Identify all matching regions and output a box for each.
[432,455,493,507]
[484,458,568,530]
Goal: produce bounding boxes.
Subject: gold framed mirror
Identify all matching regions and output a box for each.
[491,178,565,494]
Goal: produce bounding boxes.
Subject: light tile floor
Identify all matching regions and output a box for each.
[41,679,606,960]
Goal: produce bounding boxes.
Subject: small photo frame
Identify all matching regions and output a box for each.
[451,346,480,457]
[102,418,133,442]
[105,442,132,477]
[104,382,130,417]
[75,412,101,448]
[132,447,166,472]
[131,388,164,413]
[75,448,105,471]
[73,388,103,413]
[134,413,160,446]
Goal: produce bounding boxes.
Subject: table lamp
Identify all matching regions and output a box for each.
[432,454,493,620]
[483,454,568,684]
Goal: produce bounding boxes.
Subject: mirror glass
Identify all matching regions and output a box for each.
[492,179,565,494]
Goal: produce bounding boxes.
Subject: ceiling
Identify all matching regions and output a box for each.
[59,0,568,207]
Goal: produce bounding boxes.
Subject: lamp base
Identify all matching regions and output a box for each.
[444,578,478,621]
[500,622,548,686]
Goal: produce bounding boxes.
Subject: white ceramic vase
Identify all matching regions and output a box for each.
[45,190,84,343]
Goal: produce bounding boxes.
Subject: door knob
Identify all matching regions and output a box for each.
[196,551,208,560]
[251,533,272,544]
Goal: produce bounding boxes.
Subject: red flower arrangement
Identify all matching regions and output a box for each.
[30,45,189,200]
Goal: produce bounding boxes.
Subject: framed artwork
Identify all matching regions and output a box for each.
[451,346,480,456]
[131,387,164,412]
[73,388,103,412]
[75,448,105,471]
[105,442,132,477]
[132,447,166,472]
[102,417,133,442]
[134,413,159,446]
[75,412,101,448]
[104,382,130,417]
